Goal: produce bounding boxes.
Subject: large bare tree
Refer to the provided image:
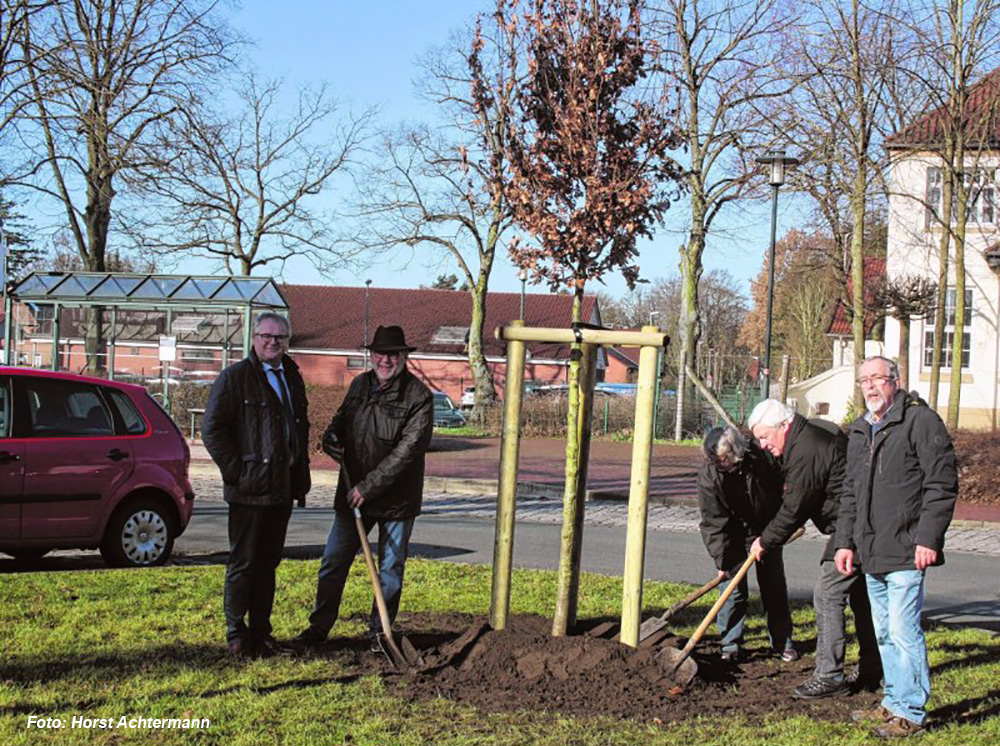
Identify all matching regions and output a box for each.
[13,0,236,271]
[898,0,1000,426]
[648,0,793,395]
[774,0,913,405]
[350,11,523,422]
[9,0,235,370]
[129,73,373,276]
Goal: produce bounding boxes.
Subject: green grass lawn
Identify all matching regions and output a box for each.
[1,558,998,745]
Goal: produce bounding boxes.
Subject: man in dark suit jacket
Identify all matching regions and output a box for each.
[203,311,310,657]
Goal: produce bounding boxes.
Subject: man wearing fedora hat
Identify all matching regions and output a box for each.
[294,325,434,649]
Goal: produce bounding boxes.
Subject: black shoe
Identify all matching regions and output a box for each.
[793,676,850,699]
[255,636,295,658]
[227,639,254,658]
[291,627,327,648]
[368,633,385,654]
[780,647,800,662]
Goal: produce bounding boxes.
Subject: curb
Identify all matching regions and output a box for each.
[186,461,1000,528]
[187,461,696,507]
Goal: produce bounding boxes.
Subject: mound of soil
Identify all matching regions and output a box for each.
[953,430,1000,506]
[327,613,880,724]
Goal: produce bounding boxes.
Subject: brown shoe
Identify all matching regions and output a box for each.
[872,716,925,739]
[227,639,254,658]
[851,705,893,723]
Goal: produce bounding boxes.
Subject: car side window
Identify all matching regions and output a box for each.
[106,389,148,435]
[0,378,9,438]
[24,380,114,437]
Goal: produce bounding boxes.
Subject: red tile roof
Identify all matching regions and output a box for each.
[281,284,600,360]
[887,68,1000,148]
[826,257,886,337]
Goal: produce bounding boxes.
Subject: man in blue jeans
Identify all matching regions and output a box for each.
[835,356,957,739]
[293,326,433,650]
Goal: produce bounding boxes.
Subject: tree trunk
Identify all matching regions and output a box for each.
[930,168,952,411]
[849,166,866,409]
[468,248,498,426]
[947,172,968,429]
[677,228,704,414]
[552,285,585,637]
[898,314,910,392]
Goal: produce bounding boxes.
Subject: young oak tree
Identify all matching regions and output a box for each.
[489,0,684,635]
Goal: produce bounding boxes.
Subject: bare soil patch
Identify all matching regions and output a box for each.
[953,430,1000,507]
[315,612,879,724]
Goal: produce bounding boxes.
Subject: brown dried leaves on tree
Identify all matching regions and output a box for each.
[476,0,684,298]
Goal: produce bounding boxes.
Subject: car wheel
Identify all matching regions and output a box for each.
[9,547,50,561]
[100,498,176,568]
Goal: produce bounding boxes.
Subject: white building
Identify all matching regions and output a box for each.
[882,71,1000,430]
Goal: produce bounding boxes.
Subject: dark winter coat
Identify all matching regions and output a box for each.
[760,414,846,561]
[202,350,311,506]
[324,368,433,520]
[835,390,958,574]
[698,442,784,571]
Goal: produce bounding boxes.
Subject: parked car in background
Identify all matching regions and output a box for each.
[459,386,476,411]
[0,367,195,567]
[432,391,467,428]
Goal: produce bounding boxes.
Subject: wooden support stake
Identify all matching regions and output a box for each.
[490,321,526,630]
[620,326,662,647]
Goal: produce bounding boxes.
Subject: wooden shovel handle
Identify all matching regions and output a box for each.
[671,526,806,672]
[661,574,726,623]
[354,507,407,666]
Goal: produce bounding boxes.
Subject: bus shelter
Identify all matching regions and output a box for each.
[1,272,288,378]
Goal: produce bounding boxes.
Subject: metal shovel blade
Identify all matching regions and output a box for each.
[655,645,699,688]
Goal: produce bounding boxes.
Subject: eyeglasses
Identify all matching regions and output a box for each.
[856,375,892,386]
[255,333,289,343]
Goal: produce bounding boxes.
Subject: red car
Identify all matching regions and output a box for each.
[0,366,195,567]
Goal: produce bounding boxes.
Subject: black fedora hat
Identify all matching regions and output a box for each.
[365,325,417,353]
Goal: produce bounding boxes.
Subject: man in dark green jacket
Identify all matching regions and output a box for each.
[294,326,433,649]
[835,356,957,739]
[203,312,311,658]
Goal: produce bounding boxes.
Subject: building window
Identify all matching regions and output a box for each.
[926,167,995,228]
[346,356,367,369]
[923,288,972,369]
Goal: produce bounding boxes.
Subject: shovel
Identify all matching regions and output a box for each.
[660,526,807,686]
[334,456,422,671]
[637,574,725,643]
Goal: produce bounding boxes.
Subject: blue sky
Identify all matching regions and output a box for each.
[228,1,812,301]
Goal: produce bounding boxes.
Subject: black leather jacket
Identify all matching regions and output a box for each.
[698,442,784,571]
[202,350,311,506]
[324,368,433,520]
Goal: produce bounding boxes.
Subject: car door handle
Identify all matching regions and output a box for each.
[107,449,129,462]
[0,451,20,463]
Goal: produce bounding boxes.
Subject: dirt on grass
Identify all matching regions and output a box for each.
[315,612,880,724]
[953,430,1000,506]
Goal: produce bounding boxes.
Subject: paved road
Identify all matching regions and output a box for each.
[169,489,1000,632]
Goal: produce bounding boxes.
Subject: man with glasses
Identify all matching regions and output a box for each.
[835,356,957,739]
[203,311,311,658]
[294,325,433,651]
[698,426,794,663]
[749,399,881,698]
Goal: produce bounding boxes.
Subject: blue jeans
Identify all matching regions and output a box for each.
[307,510,414,636]
[715,548,794,655]
[866,570,930,725]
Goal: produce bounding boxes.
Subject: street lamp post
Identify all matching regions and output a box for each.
[519,268,528,321]
[756,149,799,399]
[364,279,372,369]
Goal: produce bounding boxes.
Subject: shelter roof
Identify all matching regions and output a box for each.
[10,272,288,310]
